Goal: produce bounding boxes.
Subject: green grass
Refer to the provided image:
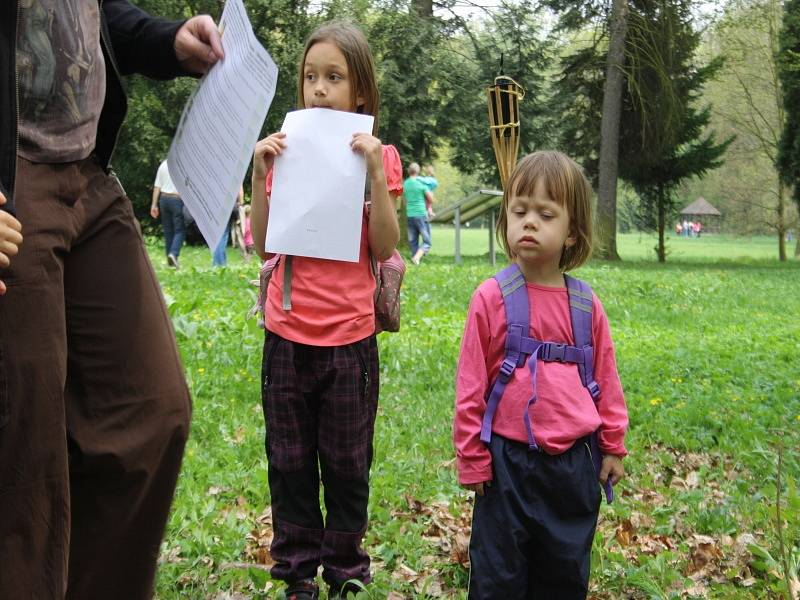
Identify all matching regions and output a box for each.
[428,227,786,262]
[152,237,800,599]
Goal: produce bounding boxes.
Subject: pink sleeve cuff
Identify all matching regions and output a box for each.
[457,464,493,485]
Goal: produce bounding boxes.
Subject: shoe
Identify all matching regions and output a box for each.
[285,579,319,600]
[167,254,179,269]
[411,255,421,266]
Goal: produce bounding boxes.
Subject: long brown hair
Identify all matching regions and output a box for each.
[297,22,380,135]
[496,151,594,272]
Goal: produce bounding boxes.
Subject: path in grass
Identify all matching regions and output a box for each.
[151,238,800,599]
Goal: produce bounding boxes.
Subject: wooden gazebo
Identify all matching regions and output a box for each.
[679,197,722,232]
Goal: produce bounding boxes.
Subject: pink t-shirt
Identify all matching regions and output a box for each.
[454,277,629,485]
[264,144,403,346]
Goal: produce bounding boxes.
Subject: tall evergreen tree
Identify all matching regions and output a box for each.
[545,0,627,259]
[621,0,731,262]
[552,0,730,262]
[366,9,445,162]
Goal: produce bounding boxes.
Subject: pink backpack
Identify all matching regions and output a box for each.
[248,250,405,334]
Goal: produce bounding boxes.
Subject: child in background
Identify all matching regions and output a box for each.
[419,164,437,243]
[402,162,433,265]
[454,151,628,598]
[242,204,254,259]
[250,22,402,600]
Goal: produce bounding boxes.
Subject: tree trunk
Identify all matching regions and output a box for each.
[657,184,666,263]
[595,0,629,261]
[778,179,787,261]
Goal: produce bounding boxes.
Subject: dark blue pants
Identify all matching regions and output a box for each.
[468,435,601,599]
[158,193,185,258]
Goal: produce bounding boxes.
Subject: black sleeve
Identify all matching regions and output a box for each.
[102,0,188,80]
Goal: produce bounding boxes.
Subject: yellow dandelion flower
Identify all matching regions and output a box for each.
[650,398,662,406]
[198,367,205,374]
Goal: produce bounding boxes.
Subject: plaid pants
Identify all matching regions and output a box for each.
[261,332,379,586]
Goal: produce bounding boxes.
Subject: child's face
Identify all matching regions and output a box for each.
[302,41,363,113]
[506,179,575,268]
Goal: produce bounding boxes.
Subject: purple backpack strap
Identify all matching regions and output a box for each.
[565,276,599,399]
[565,275,613,503]
[480,264,534,446]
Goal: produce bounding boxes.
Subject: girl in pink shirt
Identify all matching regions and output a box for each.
[249,22,401,600]
[454,151,628,598]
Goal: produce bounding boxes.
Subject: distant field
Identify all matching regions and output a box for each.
[427,226,789,263]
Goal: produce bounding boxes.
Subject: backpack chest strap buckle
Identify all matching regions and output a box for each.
[541,342,567,362]
[540,342,585,364]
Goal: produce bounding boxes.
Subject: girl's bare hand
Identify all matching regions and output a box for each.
[253,132,287,180]
[351,133,383,177]
[599,454,625,486]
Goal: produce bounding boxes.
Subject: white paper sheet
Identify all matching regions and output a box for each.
[167,0,278,248]
[265,108,375,262]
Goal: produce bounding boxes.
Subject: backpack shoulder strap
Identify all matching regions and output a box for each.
[565,275,600,400]
[480,263,531,444]
[496,263,530,367]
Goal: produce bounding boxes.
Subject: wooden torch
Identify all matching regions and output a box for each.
[486,74,524,189]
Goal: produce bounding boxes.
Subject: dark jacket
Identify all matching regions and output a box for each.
[1,0,188,213]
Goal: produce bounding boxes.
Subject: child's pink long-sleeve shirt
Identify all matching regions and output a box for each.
[454,277,628,485]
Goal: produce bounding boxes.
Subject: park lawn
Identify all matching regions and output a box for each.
[428,226,786,263]
[151,237,800,599]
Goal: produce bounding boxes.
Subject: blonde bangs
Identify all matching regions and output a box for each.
[496,151,594,271]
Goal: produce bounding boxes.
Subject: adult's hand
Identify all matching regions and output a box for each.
[174,15,224,75]
[0,193,23,295]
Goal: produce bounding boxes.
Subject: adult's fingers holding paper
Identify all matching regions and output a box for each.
[175,15,224,74]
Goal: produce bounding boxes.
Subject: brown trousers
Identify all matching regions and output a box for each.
[0,157,191,599]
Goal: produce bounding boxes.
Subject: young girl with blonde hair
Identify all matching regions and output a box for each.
[454,151,629,598]
[250,21,402,600]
